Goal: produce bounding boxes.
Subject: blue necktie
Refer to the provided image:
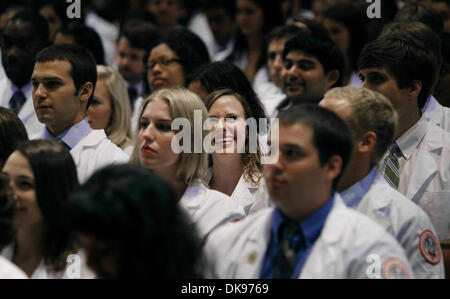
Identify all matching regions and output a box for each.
[9,89,26,114]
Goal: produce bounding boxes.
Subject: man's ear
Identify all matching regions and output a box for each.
[326,70,339,89]
[409,80,422,98]
[325,154,343,183]
[356,131,377,154]
[78,82,94,103]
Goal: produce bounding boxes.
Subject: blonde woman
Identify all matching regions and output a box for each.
[204,89,270,215]
[87,65,134,154]
[130,88,245,237]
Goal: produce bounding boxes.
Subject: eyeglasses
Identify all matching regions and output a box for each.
[146,57,181,70]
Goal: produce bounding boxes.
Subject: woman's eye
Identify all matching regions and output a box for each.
[139,121,149,129]
[17,180,34,190]
[156,123,171,131]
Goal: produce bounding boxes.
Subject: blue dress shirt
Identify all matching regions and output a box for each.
[260,194,335,279]
[43,118,92,150]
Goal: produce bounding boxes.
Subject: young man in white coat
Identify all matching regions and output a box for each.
[319,86,445,278]
[31,43,129,183]
[0,10,48,139]
[204,104,413,279]
[358,28,450,241]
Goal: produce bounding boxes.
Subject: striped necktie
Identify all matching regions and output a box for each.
[383,143,400,189]
[9,89,26,114]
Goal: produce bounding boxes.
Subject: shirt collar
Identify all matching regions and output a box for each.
[44,118,92,149]
[11,82,32,95]
[340,168,378,208]
[127,81,144,97]
[395,115,427,160]
[271,193,335,247]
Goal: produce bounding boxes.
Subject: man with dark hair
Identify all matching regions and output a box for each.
[0,10,50,139]
[275,31,344,113]
[201,0,237,61]
[390,8,450,132]
[434,32,450,108]
[394,2,444,34]
[255,25,305,116]
[115,21,161,108]
[32,43,128,183]
[319,86,444,278]
[358,27,450,241]
[205,104,412,279]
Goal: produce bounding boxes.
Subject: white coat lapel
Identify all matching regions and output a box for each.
[300,196,345,278]
[235,211,272,278]
[231,176,255,215]
[406,125,441,201]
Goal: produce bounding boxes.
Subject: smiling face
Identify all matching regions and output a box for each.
[87,79,112,130]
[138,98,178,172]
[2,151,43,228]
[31,59,90,136]
[281,50,336,104]
[208,95,247,155]
[147,43,184,91]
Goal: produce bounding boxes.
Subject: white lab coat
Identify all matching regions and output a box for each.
[205,169,271,216]
[69,129,129,183]
[230,176,271,216]
[387,118,450,240]
[1,246,96,279]
[0,78,44,139]
[423,96,450,132]
[130,96,144,137]
[343,171,445,278]
[205,194,413,279]
[255,81,285,117]
[179,182,246,239]
[0,256,28,279]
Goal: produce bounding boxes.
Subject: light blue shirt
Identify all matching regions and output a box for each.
[340,167,379,208]
[260,194,335,279]
[43,118,92,149]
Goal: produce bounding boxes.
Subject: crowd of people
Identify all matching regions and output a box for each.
[0,0,449,279]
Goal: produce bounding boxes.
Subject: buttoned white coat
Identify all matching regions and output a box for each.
[69,129,129,183]
[204,195,413,279]
[347,172,444,278]
[398,121,450,240]
[179,182,246,238]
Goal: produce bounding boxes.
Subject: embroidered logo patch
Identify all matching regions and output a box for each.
[381,257,411,279]
[419,229,441,265]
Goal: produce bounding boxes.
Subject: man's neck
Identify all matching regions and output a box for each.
[396,107,421,139]
[337,156,371,192]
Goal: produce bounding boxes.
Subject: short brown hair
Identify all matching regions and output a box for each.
[324,86,398,166]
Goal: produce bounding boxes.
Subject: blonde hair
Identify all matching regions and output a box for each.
[204,89,262,184]
[96,65,133,150]
[130,88,209,184]
[323,86,398,166]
